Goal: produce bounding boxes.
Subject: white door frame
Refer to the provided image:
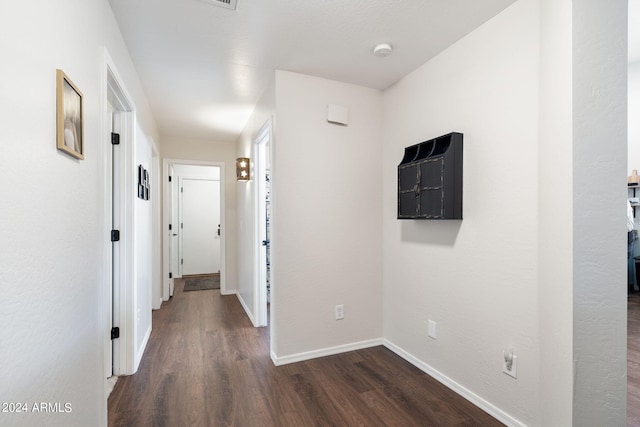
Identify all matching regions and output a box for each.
[151,146,162,310]
[254,119,272,327]
[102,49,137,381]
[162,159,227,296]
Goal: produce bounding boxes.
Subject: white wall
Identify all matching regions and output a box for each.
[537,0,573,424]
[271,71,383,360]
[133,127,154,370]
[382,1,539,425]
[236,78,276,326]
[572,0,628,425]
[160,138,237,292]
[0,0,158,426]
[173,164,220,180]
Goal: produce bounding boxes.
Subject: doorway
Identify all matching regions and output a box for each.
[163,160,226,297]
[179,177,221,276]
[255,120,272,327]
[104,51,137,383]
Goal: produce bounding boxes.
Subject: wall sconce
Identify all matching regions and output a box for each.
[236,157,250,181]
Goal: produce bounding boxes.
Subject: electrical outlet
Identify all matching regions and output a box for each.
[503,350,518,378]
[428,320,437,339]
[335,304,344,320]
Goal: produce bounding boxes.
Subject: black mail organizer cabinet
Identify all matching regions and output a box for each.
[398,132,463,219]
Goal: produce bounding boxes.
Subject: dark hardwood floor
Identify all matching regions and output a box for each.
[630,293,640,426]
[108,279,503,426]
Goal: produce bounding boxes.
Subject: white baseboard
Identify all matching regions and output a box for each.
[271,338,384,366]
[134,325,152,373]
[383,339,525,427]
[235,292,258,327]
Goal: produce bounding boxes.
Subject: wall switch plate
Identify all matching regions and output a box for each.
[335,304,344,320]
[503,351,518,378]
[428,320,437,339]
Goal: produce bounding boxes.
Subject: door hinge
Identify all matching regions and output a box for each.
[181,258,184,265]
[181,187,183,193]
[111,230,120,242]
[169,176,172,182]
[111,132,120,145]
[169,272,173,279]
[181,223,183,229]
[111,327,120,340]
[169,224,172,231]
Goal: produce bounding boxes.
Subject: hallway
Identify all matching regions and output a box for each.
[108,280,503,426]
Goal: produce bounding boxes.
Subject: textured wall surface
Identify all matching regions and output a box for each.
[0,0,158,425]
[572,0,628,425]
[272,71,383,358]
[537,0,574,424]
[382,1,539,425]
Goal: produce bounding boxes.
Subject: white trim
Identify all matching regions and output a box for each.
[151,142,162,310]
[271,338,384,366]
[103,48,137,379]
[253,119,272,328]
[162,158,227,297]
[236,292,258,327]
[382,339,526,427]
[134,325,152,372]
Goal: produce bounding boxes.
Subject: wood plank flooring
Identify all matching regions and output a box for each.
[629,293,640,426]
[108,280,503,426]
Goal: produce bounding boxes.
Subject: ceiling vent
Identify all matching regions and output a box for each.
[199,0,238,10]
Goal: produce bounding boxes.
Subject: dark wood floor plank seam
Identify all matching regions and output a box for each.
[109,279,505,427]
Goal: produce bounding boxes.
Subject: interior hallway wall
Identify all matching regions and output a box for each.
[571,0,627,424]
[271,71,383,361]
[0,0,159,425]
[159,138,237,293]
[133,128,154,369]
[382,1,539,425]
[236,77,276,326]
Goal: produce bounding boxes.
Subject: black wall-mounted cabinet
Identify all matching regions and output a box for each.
[398,132,463,219]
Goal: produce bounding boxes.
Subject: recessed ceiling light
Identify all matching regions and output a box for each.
[373,43,393,58]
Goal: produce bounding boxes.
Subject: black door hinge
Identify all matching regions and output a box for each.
[169,224,172,231]
[111,230,120,242]
[111,327,120,340]
[169,176,172,182]
[169,272,173,279]
[111,132,120,145]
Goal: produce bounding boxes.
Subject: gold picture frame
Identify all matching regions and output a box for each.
[56,69,84,160]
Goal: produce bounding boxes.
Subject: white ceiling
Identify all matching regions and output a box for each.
[108,0,516,142]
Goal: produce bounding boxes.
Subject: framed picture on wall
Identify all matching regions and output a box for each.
[56,69,84,160]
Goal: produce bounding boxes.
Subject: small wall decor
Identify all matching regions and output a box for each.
[398,132,463,219]
[236,157,250,180]
[56,69,84,160]
[138,165,150,200]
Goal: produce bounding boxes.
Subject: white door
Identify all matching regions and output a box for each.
[180,178,221,275]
